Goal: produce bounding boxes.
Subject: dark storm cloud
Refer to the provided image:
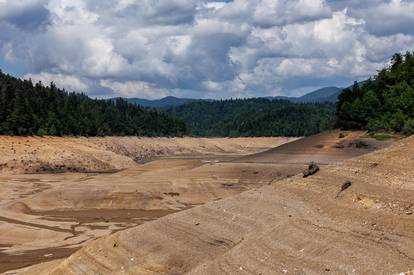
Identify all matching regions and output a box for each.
[0,0,413,99]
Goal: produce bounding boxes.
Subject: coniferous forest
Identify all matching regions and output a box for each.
[0,70,187,136]
[166,99,336,137]
[2,51,413,138]
[336,52,414,134]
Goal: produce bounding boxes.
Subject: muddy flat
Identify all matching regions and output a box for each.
[0,132,401,274]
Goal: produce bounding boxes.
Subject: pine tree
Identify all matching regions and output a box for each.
[0,71,187,137]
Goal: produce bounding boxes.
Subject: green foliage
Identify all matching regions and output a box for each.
[0,70,187,136]
[166,98,335,137]
[369,133,396,141]
[363,131,401,141]
[336,52,414,134]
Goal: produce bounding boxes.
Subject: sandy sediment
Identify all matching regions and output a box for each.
[21,133,413,274]
[0,136,296,273]
[0,136,294,174]
[0,130,405,274]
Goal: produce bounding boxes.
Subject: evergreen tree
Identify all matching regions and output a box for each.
[166,98,336,137]
[336,52,414,134]
[0,71,187,137]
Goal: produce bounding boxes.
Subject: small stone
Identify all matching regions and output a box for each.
[303,162,319,178]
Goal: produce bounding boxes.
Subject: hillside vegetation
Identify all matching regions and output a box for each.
[0,69,338,138]
[0,71,186,136]
[166,98,336,137]
[336,52,414,134]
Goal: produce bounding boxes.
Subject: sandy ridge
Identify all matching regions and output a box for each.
[23,134,414,274]
[0,136,294,174]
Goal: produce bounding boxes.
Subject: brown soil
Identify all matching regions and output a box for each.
[0,247,78,274]
[0,136,294,273]
[32,209,177,224]
[0,136,294,174]
[236,130,390,164]
[0,132,403,274]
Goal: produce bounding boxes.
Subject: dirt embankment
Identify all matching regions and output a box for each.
[0,136,297,273]
[0,136,295,174]
[26,134,413,274]
[0,131,401,274]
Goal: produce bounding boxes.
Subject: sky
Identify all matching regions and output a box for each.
[0,0,414,99]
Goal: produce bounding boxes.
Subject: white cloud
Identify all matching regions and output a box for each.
[356,0,414,36]
[47,0,98,26]
[252,0,331,27]
[205,2,227,10]
[1,0,414,99]
[25,72,89,92]
[100,79,169,99]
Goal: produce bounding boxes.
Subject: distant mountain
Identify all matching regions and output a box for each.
[292,86,342,103]
[268,86,342,103]
[119,96,201,108]
[116,85,348,109]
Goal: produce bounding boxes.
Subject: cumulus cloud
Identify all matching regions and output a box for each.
[335,0,414,36]
[25,72,89,92]
[1,0,414,98]
[100,79,169,99]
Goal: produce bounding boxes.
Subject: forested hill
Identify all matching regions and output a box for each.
[0,69,337,138]
[0,70,186,136]
[336,52,414,134]
[166,99,336,137]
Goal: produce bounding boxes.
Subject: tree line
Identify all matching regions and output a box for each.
[336,52,414,134]
[166,98,336,137]
[0,70,187,136]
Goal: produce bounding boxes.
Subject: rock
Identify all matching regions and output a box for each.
[303,162,320,178]
[335,181,352,198]
[349,140,370,149]
[340,181,352,191]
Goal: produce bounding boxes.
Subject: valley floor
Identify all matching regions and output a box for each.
[0,132,407,274]
[0,136,294,273]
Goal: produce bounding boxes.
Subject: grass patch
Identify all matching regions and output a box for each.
[364,132,399,141]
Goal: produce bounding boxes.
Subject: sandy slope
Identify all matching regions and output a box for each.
[0,136,294,174]
[0,136,297,273]
[15,132,412,274]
